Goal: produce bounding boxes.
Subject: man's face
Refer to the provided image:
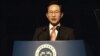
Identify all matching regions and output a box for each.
[46,4,63,26]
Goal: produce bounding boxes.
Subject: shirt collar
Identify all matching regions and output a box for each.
[49,23,60,30]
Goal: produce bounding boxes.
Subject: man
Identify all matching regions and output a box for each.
[33,1,75,41]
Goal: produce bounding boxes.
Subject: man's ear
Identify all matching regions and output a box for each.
[61,13,64,18]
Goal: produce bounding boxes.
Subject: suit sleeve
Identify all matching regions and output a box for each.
[69,29,75,40]
[33,28,41,40]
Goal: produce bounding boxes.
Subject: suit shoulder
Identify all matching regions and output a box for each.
[61,26,74,31]
[35,26,48,31]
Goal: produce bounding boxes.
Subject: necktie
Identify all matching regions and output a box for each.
[50,27,56,41]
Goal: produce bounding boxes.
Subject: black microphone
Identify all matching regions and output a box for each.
[42,27,47,31]
[36,27,47,40]
[56,26,60,31]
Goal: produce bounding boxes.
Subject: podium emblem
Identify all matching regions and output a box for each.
[35,44,57,56]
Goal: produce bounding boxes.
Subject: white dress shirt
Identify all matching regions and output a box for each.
[49,23,60,38]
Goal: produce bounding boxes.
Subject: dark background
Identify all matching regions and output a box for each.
[1,0,100,56]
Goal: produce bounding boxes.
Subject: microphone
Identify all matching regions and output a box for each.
[56,26,60,31]
[42,27,47,31]
[36,27,47,40]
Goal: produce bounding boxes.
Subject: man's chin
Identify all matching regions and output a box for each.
[51,22,58,26]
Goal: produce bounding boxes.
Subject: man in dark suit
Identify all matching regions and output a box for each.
[33,1,75,41]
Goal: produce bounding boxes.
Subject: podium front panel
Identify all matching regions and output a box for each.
[13,40,86,56]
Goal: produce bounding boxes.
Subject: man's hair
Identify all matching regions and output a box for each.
[45,1,63,13]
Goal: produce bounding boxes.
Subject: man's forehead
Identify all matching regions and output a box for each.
[48,4,60,8]
[48,4,61,11]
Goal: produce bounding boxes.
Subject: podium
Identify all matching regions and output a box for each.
[13,40,86,56]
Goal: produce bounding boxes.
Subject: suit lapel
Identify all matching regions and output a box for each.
[38,26,50,40]
[56,26,62,40]
[42,26,50,40]
[56,26,66,40]
[45,26,50,40]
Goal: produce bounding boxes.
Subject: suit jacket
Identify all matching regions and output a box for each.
[33,26,75,41]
